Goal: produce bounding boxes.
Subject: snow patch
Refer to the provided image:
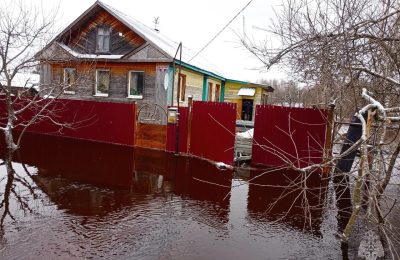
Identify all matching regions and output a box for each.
[236,128,254,139]
[58,43,123,59]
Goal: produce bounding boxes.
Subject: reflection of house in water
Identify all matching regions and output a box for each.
[246,170,328,236]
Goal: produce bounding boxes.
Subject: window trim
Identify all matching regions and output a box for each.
[63,68,77,95]
[208,82,213,101]
[95,69,110,97]
[96,26,111,53]
[215,84,221,102]
[179,73,186,102]
[127,70,145,99]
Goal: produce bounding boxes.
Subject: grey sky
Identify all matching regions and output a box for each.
[43,0,285,82]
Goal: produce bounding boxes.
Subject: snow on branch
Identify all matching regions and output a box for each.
[351,67,400,87]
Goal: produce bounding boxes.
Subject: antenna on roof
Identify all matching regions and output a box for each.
[153,17,160,32]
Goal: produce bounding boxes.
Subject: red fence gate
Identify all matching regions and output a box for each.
[167,101,236,164]
[252,105,328,168]
[190,101,236,164]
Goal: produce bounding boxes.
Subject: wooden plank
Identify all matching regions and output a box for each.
[135,122,166,150]
[155,64,168,124]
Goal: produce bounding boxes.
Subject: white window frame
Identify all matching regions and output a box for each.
[94,69,110,97]
[63,68,77,94]
[127,70,144,99]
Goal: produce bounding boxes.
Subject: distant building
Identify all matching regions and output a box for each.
[224,80,274,122]
[0,72,40,96]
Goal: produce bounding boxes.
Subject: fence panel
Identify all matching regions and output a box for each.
[190,101,236,164]
[1,98,136,146]
[252,105,328,168]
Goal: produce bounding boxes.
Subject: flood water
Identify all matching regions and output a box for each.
[0,133,345,259]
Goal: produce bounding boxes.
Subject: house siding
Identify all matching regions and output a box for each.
[171,67,204,106]
[207,78,222,102]
[224,82,245,119]
[61,9,145,55]
[49,62,159,105]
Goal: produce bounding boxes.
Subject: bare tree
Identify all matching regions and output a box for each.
[261,79,319,107]
[0,1,95,228]
[240,0,400,257]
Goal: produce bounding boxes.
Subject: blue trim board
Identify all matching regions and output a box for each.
[167,64,174,105]
[178,61,225,82]
[220,81,225,102]
[226,78,248,85]
[202,76,208,101]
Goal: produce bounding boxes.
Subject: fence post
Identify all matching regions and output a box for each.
[133,103,136,146]
[186,95,193,154]
[323,104,335,175]
[134,101,139,146]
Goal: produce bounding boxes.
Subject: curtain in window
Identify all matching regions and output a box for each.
[97,27,110,52]
[64,68,77,92]
[97,71,109,94]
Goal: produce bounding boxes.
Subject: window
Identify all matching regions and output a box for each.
[262,93,268,105]
[128,71,144,98]
[208,82,213,101]
[215,84,221,102]
[97,27,111,53]
[63,68,77,94]
[179,73,186,101]
[95,70,110,96]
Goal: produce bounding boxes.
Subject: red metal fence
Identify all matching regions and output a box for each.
[252,105,328,168]
[167,102,236,164]
[1,98,136,146]
[189,101,236,164]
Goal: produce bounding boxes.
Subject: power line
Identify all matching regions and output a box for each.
[188,0,254,62]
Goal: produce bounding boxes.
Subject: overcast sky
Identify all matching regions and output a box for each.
[41,0,286,82]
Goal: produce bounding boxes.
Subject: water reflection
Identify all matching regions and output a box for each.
[12,133,232,224]
[246,169,328,236]
[0,132,339,259]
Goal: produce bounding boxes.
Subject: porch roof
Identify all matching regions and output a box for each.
[238,88,256,96]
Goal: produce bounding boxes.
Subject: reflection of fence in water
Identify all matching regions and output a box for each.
[247,169,328,236]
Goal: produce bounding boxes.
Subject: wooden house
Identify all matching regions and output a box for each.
[36,1,273,128]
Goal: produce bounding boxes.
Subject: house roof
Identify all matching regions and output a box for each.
[40,1,272,86]
[99,1,225,77]
[249,83,274,92]
[46,1,225,79]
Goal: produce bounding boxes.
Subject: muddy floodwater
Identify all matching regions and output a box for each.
[0,133,346,259]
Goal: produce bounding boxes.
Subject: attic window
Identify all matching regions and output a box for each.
[97,27,111,53]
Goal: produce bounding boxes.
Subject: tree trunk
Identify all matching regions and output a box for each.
[4,126,17,151]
